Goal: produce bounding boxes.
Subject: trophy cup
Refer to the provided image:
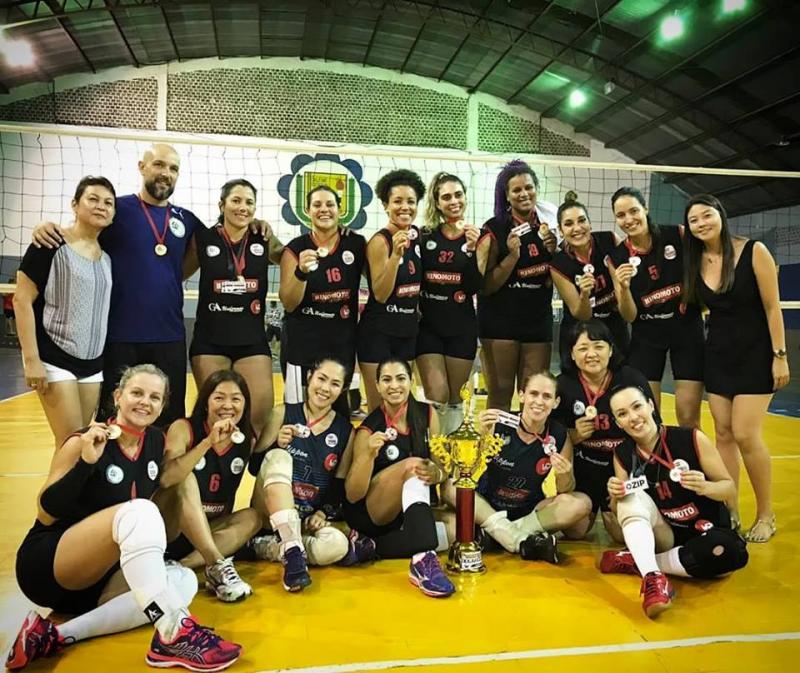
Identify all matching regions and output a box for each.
[429,385,504,573]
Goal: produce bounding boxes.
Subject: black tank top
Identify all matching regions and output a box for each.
[281,403,352,518]
[185,417,250,518]
[284,230,366,363]
[194,226,269,345]
[617,426,731,534]
[610,226,700,330]
[477,214,554,330]
[361,227,423,337]
[477,419,568,517]
[419,227,482,336]
[359,401,431,477]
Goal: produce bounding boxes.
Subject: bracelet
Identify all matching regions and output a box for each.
[773,348,787,359]
[294,266,309,281]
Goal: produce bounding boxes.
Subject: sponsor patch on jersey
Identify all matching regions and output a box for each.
[535,457,552,476]
[342,250,355,265]
[230,457,245,475]
[695,519,714,532]
[664,244,677,260]
[324,452,339,471]
[454,290,467,303]
[573,400,586,415]
[340,305,351,319]
[325,433,338,448]
[206,245,221,257]
[169,217,186,238]
[293,482,320,501]
[147,460,159,481]
[250,299,261,315]
[106,464,124,485]
[194,456,207,471]
[385,444,400,461]
[662,502,700,522]
[250,242,265,256]
[426,240,437,250]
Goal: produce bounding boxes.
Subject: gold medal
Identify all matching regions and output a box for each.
[584,405,598,420]
[155,243,168,256]
[106,424,122,440]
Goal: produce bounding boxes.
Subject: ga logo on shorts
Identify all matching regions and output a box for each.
[230,458,245,475]
[106,464,124,484]
[325,433,338,448]
[147,460,159,481]
[169,217,186,238]
[573,400,586,415]
[324,452,339,471]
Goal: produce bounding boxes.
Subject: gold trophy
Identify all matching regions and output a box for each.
[429,385,504,573]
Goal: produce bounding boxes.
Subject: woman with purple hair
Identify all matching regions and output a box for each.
[477,161,558,411]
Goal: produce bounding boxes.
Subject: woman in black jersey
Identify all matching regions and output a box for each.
[417,172,490,434]
[280,186,366,411]
[248,358,363,593]
[14,176,115,449]
[604,385,747,619]
[683,194,789,543]
[188,178,284,436]
[7,364,241,672]
[609,187,704,428]
[478,160,558,411]
[554,320,655,542]
[159,369,261,603]
[447,371,591,563]
[358,170,426,411]
[550,201,628,368]
[343,358,455,598]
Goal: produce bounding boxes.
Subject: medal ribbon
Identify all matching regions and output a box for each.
[108,416,145,439]
[624,237,651,257]
[636,426,677,471]
[382,402,408,432]
[518,418,551,446]
[303,404,332,430]
[138,197,170,249]
[218,226,250,279]
[578,371,612,409]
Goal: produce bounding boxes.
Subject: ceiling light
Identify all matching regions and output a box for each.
[722,0,747,14]
[774,136,790,147]
[603,80,615,95]
[568,89,587,108]
[660,14,684,41]
[0,37,35,68]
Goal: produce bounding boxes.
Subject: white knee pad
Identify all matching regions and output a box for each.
[482,510,528,553]
[615,490,660,528]
[304,526,349,566]
[165,562,199,606]
[112,499,167,561]
[260,449,293,488]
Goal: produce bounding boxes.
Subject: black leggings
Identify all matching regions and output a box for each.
[343,500,438,559]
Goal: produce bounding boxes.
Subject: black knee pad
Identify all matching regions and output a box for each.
[678,528,749,579]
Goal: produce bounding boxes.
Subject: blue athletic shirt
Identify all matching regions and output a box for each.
[100,194,202,343]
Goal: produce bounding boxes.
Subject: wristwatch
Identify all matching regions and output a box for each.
[773,348,787,358]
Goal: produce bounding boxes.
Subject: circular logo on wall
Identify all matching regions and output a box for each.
[277,153,373,232]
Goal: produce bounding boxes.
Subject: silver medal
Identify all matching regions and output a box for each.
[385,427,398,441]
[106,424,122,440]
[231,430,245,444]
[670,458,690,482]
[583,263,595,275]
[294,423,311,438]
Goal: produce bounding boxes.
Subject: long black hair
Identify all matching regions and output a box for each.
[306,356,351,418]
[611,186,663,271]
[216,178,258,225]
[376,357,429,458]
[191,369,253,447]
[682,193,736,305]
[560,320,625,377]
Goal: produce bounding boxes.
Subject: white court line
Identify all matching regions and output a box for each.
[255,632,800,673]
[0,390,33,404]
[773,455,800,459]
[0,472,47,478]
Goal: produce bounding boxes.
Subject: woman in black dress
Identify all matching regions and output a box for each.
[683,194,789,542]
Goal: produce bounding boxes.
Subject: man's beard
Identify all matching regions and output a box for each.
[145,177,175,201]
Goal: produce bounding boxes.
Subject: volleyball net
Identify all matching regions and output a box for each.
[1,122,798,315]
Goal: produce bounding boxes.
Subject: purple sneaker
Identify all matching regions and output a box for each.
[145,615,241,671]
[408,551,455,598]
[6,611,65,670]
[339,529,377,567]
[282,545,312,593]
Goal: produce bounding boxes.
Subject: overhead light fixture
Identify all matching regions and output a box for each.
[568,89,587,108]
[603,80,615,95]
[0,35,35,68]
[660,14,684,41]
[774,136,790,147]
[722,0,747,14]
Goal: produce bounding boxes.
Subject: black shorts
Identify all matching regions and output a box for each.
[189,331,271,361]
[574,463,613,513]
[415,322,477,360]
[342,498,403,539]
[478,314,553,343]
[165,533,195,562]
[16,522,119,615]
[629,319,704,382]
[356,324,417,363]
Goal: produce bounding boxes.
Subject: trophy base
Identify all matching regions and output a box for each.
[446,541,486,574]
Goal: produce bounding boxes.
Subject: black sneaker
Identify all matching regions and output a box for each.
[519,532,559,564]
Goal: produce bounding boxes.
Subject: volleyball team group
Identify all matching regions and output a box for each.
[6,143,790,671]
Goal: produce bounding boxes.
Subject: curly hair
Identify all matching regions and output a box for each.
[375,169,426,205]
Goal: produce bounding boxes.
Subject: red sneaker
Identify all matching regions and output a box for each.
[146,615,241,671]
[640,571,675,618]
[600,550,639,575]
[6,611,64,670]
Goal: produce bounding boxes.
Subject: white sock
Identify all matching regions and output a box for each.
[656,547,690,577]
[513,508,545,536]
[411,551,427,563]
[58,592,148,643]
[434,521,449,552]
[402,476,430,511]
[482,510,528,553]
[270,508,303,555]
[621,519,660,576]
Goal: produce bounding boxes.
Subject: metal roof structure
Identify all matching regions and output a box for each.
[1,0,798,215]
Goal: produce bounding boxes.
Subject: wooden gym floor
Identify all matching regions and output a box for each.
[0,375,797,673]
